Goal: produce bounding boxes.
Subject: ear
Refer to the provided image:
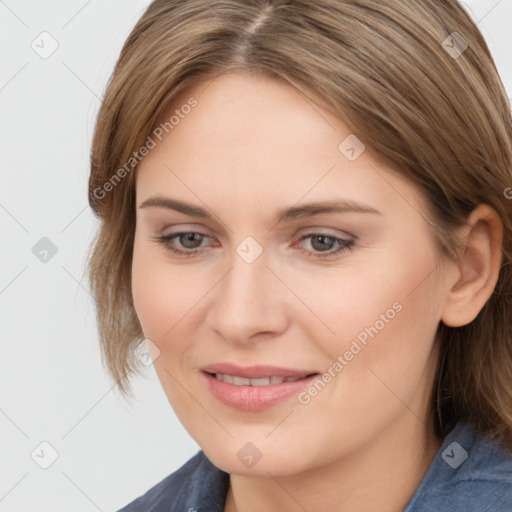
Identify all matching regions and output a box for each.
[441,204,503,327]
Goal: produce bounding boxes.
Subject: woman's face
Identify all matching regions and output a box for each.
[132,72,450,476]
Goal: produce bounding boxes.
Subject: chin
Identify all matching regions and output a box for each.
[200,440,317,477]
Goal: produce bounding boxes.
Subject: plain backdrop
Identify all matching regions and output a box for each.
[1,1,511,511]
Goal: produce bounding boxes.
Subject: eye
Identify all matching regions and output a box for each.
[296,233,354,258]
[152,231,212,257]
[151,231,354,259]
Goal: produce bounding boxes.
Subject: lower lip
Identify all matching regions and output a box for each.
[201,371,318,412]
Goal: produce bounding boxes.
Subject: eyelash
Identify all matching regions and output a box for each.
[152,231,354,259]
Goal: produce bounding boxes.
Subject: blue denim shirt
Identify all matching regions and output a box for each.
[116,421,512,511]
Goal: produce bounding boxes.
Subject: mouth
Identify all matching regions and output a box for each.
[200,363,320,411]
[205,372,317,386]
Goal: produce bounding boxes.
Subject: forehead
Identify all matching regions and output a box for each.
[135,72,427,221]
[149,72,344,161]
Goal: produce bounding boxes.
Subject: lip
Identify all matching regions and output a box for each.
[200,363,318,412]
[200,363,317,379]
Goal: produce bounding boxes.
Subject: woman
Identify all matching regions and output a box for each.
[87,1,512,510]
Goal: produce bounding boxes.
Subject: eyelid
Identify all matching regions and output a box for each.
[158,226,354,248]
[153,227,355,261]
[295,225,355,239]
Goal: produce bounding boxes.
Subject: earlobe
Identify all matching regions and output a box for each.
[441,204,503,328]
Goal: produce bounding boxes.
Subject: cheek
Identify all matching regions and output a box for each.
[131,244,199,411]
[131,242,191,345]
[131,240,219,370]
[287,252,441,462]
[131,245,164,339]
[295,244,440,355]
[311,245,442,423]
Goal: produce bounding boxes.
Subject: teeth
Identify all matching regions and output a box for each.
[214,373,304,386]
[249,377,273,386]
[233,376,251,385]
[284,376,301,382]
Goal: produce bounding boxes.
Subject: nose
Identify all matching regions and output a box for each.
[205,246,288,345]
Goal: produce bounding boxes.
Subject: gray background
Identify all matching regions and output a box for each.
[1,1,511,511]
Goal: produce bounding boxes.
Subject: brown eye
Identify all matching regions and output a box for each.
[309,234,336,251]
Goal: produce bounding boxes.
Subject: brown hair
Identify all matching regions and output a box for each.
[87,0,512,450]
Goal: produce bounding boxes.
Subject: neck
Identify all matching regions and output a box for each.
[224,415,443,512]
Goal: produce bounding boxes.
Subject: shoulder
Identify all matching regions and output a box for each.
[115,450,229,512]
[405,422,512,512]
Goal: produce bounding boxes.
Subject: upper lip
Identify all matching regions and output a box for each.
[200,363,318,379]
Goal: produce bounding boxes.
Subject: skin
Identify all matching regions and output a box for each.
[131,72,502,512]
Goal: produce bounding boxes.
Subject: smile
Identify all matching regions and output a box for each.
[201,369,319,411]
[212,373,305,386]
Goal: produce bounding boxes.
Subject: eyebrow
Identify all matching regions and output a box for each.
[138,196,382,223]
